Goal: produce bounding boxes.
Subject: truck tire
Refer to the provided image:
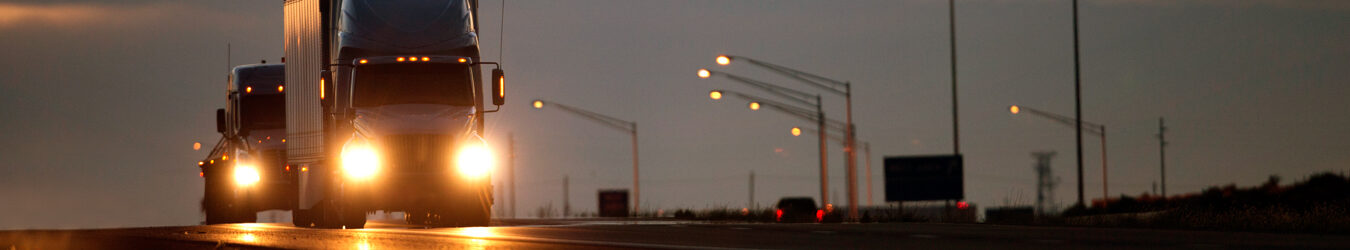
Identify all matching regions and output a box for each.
[292,209,314,227]
[203,173,236,224]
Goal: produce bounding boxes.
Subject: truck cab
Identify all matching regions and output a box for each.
[285,0,506,229]
[200,63,296,224]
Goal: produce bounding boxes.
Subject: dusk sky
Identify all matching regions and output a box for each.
[1,0,1348,229]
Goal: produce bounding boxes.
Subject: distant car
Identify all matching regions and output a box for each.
[774,197,820,223]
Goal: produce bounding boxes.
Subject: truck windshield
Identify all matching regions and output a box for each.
[240,95,285,130]
[352,63,474,107]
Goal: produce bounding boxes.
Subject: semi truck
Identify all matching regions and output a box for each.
[283,0,506,228]
[200,63,296,224]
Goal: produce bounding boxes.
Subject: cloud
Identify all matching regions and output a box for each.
[0,2,239,30]
[1095,0,1350,10]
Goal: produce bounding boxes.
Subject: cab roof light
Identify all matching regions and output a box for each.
[458,58,467,63]
[359,59,368,64]
[397,57,406,62]
[421,57,430,61]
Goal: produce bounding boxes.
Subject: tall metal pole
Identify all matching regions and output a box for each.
[508,133,516,219]
[749,170,755,210]
[949,0,960,155]
[1071,0,1085,207]
[631,123,640,215]
[844,85,859,220]
[817,95,830,207]
[563,175,570,217]
[1158,117,1167,197]
[864,142,873,206]
[1101,126,1108,205]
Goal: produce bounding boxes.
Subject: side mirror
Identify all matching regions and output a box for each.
[215,108,227,133]
[491,68,505,106]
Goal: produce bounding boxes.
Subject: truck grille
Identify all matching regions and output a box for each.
[259,149,288,179]
[378,134,454,172]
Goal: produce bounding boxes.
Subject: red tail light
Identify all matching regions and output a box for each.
[957,201,969,210]
[775,209,783,222]
[816,210,824,222]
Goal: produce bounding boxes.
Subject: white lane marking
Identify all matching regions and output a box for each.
[910,234,938,239]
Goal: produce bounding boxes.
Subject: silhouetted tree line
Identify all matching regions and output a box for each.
[1063,172,1350,233]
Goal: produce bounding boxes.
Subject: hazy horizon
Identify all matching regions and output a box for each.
[1,0,1348,229]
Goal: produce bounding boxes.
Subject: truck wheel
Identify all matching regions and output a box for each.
[235,207,257,223]
[405,210,429,226]
[204,204,233,224]
[311,201,342,228]
[203,174,235,224]
[293,209,314,227]
[341,208,367,229]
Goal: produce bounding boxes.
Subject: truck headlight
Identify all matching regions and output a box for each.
[234,164,260,186]
[341,144,380,180]
[455,144,494,179]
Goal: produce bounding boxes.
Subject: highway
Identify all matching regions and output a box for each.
[4,219,1350,249]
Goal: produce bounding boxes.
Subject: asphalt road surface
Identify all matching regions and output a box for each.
[4,219,1350,249]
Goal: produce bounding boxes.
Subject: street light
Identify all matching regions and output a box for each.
[709,90,723,100]
[705,86,832,207]
[532,99,642,215]
[713,54,862,220]
[1009,105,1108,207]
[789,125,876,206]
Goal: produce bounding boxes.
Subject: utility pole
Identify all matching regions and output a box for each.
[1158,117,1167,197]
[1033,151,1059,219]
[563,175,570,217]
[865,142,873,206]
[1071,0,1086,207]
[508,133,516,218]
[949,0,960,156]
[749,170,755,210]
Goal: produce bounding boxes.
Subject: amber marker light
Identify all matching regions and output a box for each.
[532,100,544,109]
[1009,105,1021,114]
[277,85,284,92]
[397,57,406,62]
[458,58,468,63]
[791,127,802,136]
[709,90,723,100]
[748,102,761,111]
[422,57,430,61]
[359,59,368,64]
[697,69,711,79]
[245,86,252,93]
[716,55,731,65]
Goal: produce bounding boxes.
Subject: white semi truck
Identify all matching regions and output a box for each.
[200,63,295,224]
[284,0,506,228]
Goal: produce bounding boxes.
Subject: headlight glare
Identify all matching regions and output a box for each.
[456,144,494,179]
[234,164,260,186]
[342,144,380,179]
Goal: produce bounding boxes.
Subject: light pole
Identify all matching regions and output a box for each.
[789,125,874,206]
[1010,105,1108,205]
[707,87,835,207]
[711,55,861,220]
[532,99,641,215]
